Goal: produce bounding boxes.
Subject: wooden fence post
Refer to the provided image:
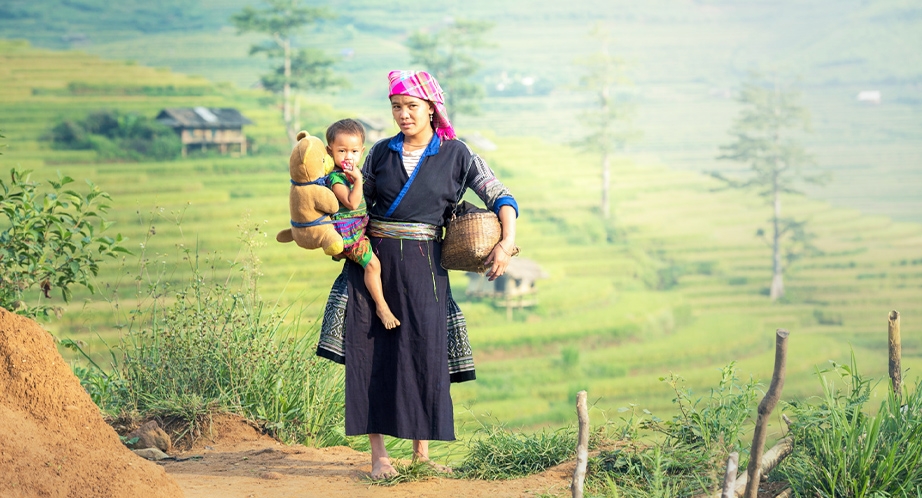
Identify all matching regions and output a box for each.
[721,452,739,498]
[744,328,789,498]
[889,310,902,397]
[571,390,589,498]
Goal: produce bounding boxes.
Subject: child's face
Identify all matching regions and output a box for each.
[326,133,365,171]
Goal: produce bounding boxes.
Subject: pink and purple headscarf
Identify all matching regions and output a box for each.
[387,70,457,141]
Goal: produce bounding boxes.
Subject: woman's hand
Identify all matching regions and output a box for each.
[484,240,515,281]
[484,205,517,281]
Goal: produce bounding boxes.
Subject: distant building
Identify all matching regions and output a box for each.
[459,132,497,152]
[356,116,388,143]
[466,257,548,320]
[856,90,882,105]
[156,107,252,157]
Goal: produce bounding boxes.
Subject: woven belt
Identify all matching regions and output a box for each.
[367,219,440,241]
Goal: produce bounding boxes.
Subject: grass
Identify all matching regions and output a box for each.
[777,355,922,496]
[66,216,346,448]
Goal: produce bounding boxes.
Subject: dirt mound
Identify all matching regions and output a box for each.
[0,307,183,498]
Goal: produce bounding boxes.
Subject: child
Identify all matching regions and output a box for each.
[325,119,400,329]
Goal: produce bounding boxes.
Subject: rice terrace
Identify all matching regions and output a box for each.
[2,0,922,496]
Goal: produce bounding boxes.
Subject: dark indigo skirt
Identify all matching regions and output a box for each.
[343,236,455,441]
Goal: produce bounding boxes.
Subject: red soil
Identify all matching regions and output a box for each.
[0,307,183,498]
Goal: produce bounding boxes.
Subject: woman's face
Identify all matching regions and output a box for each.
[390,95,434,141]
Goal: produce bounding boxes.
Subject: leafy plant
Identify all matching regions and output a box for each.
[588,364,762,496]
[67,213,345,447]
[777,354,922,496]
[645,363,760,455]
[0,168,129,319]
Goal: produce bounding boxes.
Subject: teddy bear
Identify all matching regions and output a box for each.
[276,131,344,256]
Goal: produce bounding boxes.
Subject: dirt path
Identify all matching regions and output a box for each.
[162,415,573,498]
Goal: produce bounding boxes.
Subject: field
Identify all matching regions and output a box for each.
[3,36,921,447]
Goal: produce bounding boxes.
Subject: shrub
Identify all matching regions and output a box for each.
[777,354,922,496]
[588,364,762,496]
[0,168,128,319]
[67,214,345,447]
[49,109,181,161]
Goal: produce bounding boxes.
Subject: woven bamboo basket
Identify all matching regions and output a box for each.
[441,212,517,273]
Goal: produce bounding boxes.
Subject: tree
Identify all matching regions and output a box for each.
[715,75,822,301]
[231,0,344,144]
[405,19,495,123]
[574,28,638,220]
[0,169,129,319]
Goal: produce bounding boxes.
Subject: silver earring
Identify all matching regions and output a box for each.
[430,114,433,122]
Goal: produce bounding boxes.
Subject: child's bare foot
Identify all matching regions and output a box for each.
[376,308,401,329]
[371,456,398,480]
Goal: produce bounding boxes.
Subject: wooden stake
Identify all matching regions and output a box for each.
[571,390,589,498]
[889,310,902,397]
[721,452,739,498]
[744,329,789,498]
[697,438,793,498]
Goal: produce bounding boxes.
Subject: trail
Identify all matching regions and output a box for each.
[164,415,573,498]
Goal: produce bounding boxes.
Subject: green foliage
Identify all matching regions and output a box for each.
[231,0,343,141]
[259,47,348,94]
[590,445,712,497]
[778,355,922,496]
[49,110,181,161]
[68,215,346,447]
[716,75,816,196]
[456,423,576,479]
[122,227,341,445]
[588,364,762,496]
[0,168,128,319]
[645,363,760,454]
[406,19,495,122]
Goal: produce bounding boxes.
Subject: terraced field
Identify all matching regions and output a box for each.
[2,40,921,438]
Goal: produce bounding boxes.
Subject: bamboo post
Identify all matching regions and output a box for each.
[571,390,589,498]
[744,329,789,498]
[889,310,902,397]
[698,437,793,498]
[721,452,739,498]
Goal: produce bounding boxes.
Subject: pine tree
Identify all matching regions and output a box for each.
[716,76,822,301]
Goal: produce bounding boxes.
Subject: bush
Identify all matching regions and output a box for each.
[587,364,762,496]
[0,168,128,319]
[49,110,181,161]
[67,215,345,447]
[777,354,922,496]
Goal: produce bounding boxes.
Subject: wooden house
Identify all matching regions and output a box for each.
[156,107,252,157]
[356,116,388,143]
[466,257,548,320]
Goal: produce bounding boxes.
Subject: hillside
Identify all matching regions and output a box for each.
[3,0,921,224]
[1,40,920,443]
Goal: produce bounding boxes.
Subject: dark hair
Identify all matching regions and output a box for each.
[325,118,365,145]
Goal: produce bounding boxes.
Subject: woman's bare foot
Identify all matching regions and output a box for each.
[418,459,453,474]
[376,307,401,329]
[411,440,451,473]
[371,456,398,480]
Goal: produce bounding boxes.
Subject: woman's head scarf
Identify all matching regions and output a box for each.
[387,70,457,141]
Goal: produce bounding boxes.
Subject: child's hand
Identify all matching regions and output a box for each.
[342,164,362,183]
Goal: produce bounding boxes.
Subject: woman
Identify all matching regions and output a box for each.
[320,70,518,479]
